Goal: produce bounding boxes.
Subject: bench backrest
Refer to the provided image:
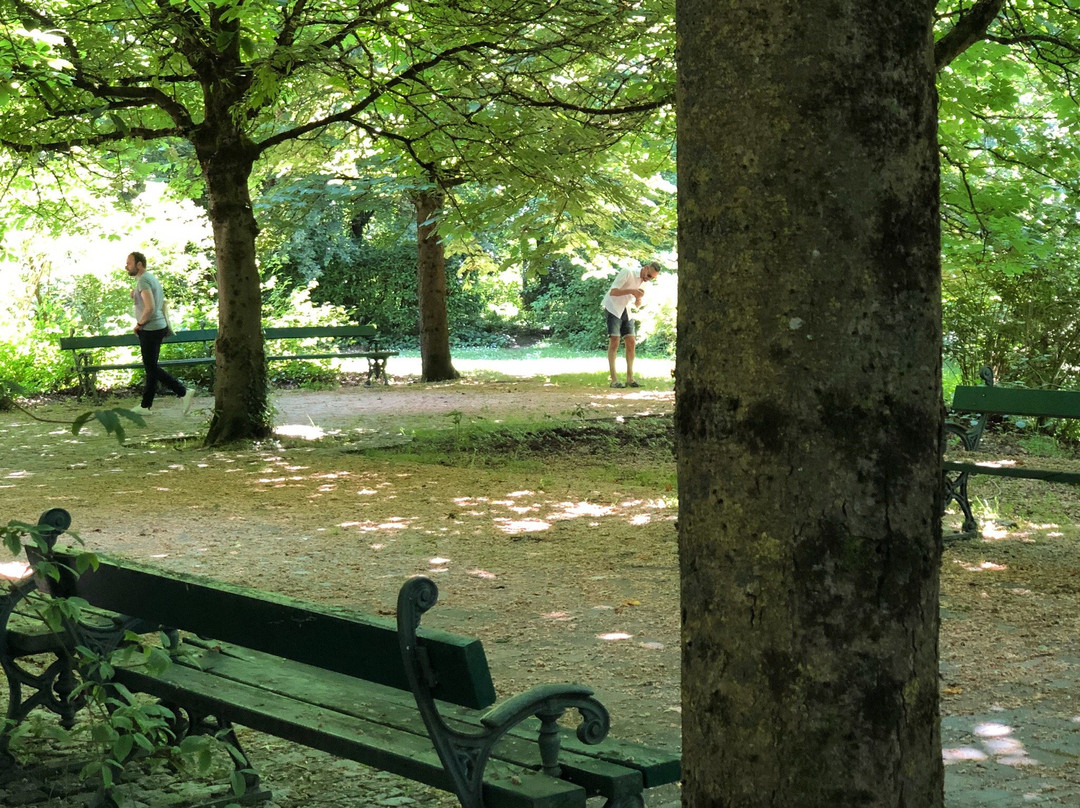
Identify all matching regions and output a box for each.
[48,551,497,710]
[60,325,378,352]
[951,385,1080,419]
[264,325,378,341]
[60,329,218,351]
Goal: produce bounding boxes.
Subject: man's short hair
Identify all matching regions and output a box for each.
[130,251,147,269]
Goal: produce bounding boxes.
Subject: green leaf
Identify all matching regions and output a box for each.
[230,769,248,796]
[112,733,134,762]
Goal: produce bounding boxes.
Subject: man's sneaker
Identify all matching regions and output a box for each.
[181,389,196,416]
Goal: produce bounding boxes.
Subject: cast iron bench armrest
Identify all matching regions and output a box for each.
[398,576,610,808]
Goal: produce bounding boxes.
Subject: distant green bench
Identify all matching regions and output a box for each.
[942,366,1080,537]
[0,508,680,808]
[59,324,397,397]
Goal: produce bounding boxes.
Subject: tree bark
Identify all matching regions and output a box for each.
[197,128,272,445]
[676,1,943,806]
[414,190,459,382]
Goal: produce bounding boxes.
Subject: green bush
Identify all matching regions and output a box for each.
[0,339,75,395]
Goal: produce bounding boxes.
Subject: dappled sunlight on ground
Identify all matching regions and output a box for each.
[275,424,327,440]
[944,720,1044,768]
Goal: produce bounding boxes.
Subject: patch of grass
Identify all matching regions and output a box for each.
[366,416,675,484]
[1017,432,1071,459]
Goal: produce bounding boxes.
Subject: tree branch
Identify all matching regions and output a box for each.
[935,0,1007,71]
[0,127,184,153]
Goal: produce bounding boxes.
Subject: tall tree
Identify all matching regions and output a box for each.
[676,2,943,806]
[0,0,669,443]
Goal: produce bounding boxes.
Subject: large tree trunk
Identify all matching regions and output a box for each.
[675,2,944,806]
[414,190,459,382]
[198,132,272,446]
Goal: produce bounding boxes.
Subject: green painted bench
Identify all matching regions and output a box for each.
[60,324,397,397]
[942,366,1080,537]
[0,509,680,808]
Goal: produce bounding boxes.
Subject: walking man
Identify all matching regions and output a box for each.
[127,251,195,415]
[603,260,661,388]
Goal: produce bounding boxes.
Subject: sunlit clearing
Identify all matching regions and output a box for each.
[630,514,652,526]
[357,488,378,496]
[275,424,325,440]
[429,557,450,566]
[370,543,385,551]
[639,641,665,650]
[975,459,1018,469]
[5,471,32,478]
[974,722,1012,738]
[598,632,633,641]
[496,518,551,535]
[981,523,1010,540]
[998,755,1040,767]
[552,501,614,519]
[467,569,496,580]
[942,747,988,763]
[507,490,535,497]
[956,560,1008,573]
[544,611,574,621]
[507,504,540,514]
[0,561,31,579]
[983,737,1025,756]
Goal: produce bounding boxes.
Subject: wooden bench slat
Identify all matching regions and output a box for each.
[266,351,397,362]
[263,325,378,340]
[942,460,1080,484]
[172,638,648,800]
[53,552,496,709]
[112,664,587,808]
[951,385,1080,419]
[59,330,218,351]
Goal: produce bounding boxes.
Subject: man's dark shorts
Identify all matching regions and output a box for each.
[606,310,635,338]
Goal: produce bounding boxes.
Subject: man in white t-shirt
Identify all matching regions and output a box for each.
[602,261,661,388]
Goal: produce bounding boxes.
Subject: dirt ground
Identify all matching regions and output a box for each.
[2,374,1080,806]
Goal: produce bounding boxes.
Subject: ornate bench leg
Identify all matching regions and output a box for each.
[942,421,979,538]
[365,356,389,386]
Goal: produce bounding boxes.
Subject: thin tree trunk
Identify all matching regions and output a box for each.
[414,189,459,382]
[676,1,944,805]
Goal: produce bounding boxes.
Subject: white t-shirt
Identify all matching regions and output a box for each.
[602,268,645,318]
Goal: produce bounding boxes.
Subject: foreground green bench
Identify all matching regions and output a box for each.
[943,366,1080,537]
[60,324,397,397]
[0,509,679,808]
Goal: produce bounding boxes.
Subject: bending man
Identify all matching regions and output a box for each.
[602,260,661,389]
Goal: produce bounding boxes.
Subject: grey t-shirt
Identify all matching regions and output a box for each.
[133,272,168,330]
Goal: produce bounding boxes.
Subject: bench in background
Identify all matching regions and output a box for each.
[60,324,397,398]
[0,508,680,808]
[942,366,1080,538]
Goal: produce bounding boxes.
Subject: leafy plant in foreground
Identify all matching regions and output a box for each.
[1,520,247,808]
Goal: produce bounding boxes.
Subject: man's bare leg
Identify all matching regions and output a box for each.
[608,335,621,383]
